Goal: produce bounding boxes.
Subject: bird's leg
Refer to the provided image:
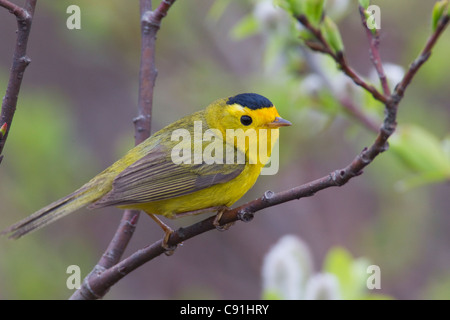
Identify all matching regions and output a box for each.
[212,206,235,231]
[146,212,177,255]
[147,206,235,253]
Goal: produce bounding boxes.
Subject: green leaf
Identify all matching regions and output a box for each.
[363,6,379,35]
[231,15,259,39]
[299,28,316,41]
[207,0,232,21]
[304,0,326,27]
[275,0,304,16]
[395,171,450,192]
[323,247,370,299]
[432,0,449,32]
[389,125,450,178]
[262,290,283,300]
[320,16,344,54]
[358,0,370,10]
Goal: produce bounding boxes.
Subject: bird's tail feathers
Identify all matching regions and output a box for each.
[1,185,99,239]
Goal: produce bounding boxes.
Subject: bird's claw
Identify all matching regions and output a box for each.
[213,210,235,231]
[162,230,177,256]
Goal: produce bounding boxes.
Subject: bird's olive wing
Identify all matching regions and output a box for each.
[91,144,244,208]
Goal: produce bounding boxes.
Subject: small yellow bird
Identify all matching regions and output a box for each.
[2,93,291,248]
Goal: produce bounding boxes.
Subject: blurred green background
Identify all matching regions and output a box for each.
[0,0,449,299]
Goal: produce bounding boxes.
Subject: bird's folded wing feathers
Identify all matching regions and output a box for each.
[90,145,244,208]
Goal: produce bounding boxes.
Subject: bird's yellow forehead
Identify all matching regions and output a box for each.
[226,104,280,125]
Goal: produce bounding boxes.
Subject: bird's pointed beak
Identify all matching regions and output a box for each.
[267,117,292,128]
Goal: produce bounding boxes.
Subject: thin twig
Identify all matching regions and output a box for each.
[394,15,449,100]
[0,0,37,163]
[0,0,28,18]
[70,7,449,298]
[338,96,379,133]
[70,0,177,300]
[300,48,379,133]
[358,5,391,98]
[298,14,388,104]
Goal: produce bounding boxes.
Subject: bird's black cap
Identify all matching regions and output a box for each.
[226,93,273,110]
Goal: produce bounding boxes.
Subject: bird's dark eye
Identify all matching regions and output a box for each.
[240,115,252,126]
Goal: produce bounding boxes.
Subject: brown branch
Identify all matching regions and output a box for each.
[336,53,387,104]
[66,6,449,298]
[0,0,37,164]
[69,0,177,300]
[358,5,391,98]
[300,48,379,133]
[394,14,449,100]
[0,0,28,18]
[298,14,388,104]
[338,96,379,133]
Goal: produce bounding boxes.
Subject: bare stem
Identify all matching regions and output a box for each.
[0,0,37,164]
[298,14,387,104]
[0,0,28,18]
[338,96,379,133]
[300,48,379,133]
[358,5,391,98]
[394,15,449,100]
